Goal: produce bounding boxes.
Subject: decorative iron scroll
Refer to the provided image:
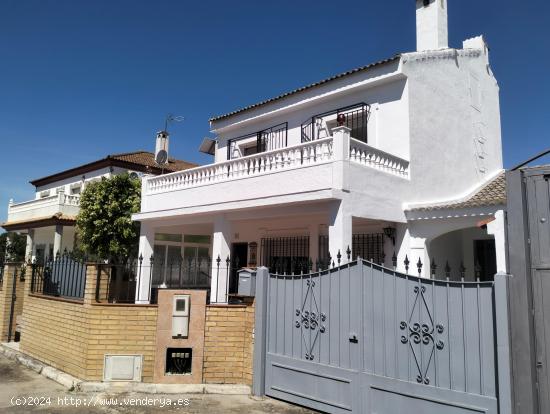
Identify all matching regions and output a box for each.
[400,285,445,385]
[295,279,326,360]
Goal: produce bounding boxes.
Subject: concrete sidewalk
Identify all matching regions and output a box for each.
[0,354,316,413]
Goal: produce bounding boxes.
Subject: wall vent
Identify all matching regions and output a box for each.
[103,355,142,382]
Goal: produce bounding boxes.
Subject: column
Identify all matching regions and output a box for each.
[25,229,35,263]
[53,225,63,258]
[309,223,319,271]
[328,200,352,265]
[210,215,232,303]
[135,222,155,304]
[487,209,508,274]
[331,126,351,192]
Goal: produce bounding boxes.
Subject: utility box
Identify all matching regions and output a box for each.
[172,294,190,338]
[237,268,256,296]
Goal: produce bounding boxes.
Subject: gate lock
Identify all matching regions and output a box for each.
[349,333,358,343]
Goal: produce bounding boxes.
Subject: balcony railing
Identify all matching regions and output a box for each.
[227,122,288,160]
[301,103,370,143]
[349,138,409,177]
[147,137,334,194]
[7,192,81,223]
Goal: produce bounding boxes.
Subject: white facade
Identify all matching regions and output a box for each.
[5,164,149,261]
[134,11,505,304]
[131,1,506,303]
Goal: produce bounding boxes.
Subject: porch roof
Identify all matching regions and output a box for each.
[406,171,506,213]
[1,213,76,231]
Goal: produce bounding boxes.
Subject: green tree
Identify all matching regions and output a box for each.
[76,173,141,260]
[0,232,27,262]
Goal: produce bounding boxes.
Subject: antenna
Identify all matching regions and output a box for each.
[164,114,185,132]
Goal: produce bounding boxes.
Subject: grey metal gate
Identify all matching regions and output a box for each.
[507,166,550,414]
[253,261,512,414]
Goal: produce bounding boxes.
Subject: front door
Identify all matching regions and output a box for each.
[230,243,248,294]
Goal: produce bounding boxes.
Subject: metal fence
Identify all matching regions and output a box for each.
[227,122,288,160]
[301,102,371,143]
[30,254,87,300]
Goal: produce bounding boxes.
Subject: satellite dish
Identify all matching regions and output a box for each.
[155,149,168,165]
[129,172,139,180]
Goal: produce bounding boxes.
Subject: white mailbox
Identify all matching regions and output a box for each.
[172,295,190,338]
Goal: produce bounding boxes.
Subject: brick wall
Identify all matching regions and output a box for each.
[19,264,158,382]
[203,299,255,385]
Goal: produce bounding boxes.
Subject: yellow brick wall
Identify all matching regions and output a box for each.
[20,264,158,382]
[203,299,255,385]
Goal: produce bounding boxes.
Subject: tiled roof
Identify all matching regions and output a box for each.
[2,213,77,231]
[407,172,506,212]
[108,151,198,173]
[209,55,401,122]
[30,151,198,187]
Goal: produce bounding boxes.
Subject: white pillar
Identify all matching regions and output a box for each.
[487,209,508,274]
[25,229,34,262]
[136,222,155,304]
[409,235,428,278]
[328,200,352,265]
[309,223,320,271]
[53,225,63,258]
[210,215,232,303]
[331,126,351,192]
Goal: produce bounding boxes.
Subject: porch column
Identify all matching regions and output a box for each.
[53,225,63,258]
[211,215,232,303]
[328,200,352,265]
[136,222,155,304]
[309,224,319,270]
[25,229,35,262]
[331,126,351,192]
[409,235,428,278]
[487,209,508,274]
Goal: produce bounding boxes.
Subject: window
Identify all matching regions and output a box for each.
[155,233,183,243]
[183,235,210,244]
[70,185,81,195]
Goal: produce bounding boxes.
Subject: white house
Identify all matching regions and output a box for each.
[2,144,197,263]
[133,0,507,304]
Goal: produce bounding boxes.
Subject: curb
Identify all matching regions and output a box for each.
[1,344,251,395]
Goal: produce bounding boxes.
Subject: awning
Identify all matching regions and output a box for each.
[199,137,216,156]
[1,213,77,231]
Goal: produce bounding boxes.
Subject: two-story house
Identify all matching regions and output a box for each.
[133,0,506,303]
[2,142,197,263]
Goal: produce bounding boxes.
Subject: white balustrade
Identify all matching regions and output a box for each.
[146,138,334,194]
[349,138,409,177]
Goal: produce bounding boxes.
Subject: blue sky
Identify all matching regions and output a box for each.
[1,0,549,224]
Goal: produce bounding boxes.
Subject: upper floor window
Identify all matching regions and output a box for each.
[301,103,371,144]
[226,123,288,160]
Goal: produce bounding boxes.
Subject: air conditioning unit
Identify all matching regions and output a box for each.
[103,355,142,382]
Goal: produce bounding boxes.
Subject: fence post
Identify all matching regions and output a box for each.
[494,272,513,414]
[252,266,269,396]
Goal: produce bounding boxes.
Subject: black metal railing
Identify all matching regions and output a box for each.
[301,103,370,143]
[99,255,234,305]
[227,122,288,160]
[260,236,310,275]
[30,253,87,300]
[318,233,385,269]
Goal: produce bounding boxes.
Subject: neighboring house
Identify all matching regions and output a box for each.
[2,142,197,263]
[132,0,506,303]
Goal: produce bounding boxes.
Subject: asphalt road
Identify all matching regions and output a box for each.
[0,354,316,413]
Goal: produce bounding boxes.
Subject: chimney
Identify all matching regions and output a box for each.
[416,0,448,51]
[155,130,169,165]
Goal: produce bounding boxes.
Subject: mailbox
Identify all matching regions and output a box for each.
[172,294,190,338]
[237,268,256,296]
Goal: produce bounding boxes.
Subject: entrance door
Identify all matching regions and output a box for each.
[230,243,248,294]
